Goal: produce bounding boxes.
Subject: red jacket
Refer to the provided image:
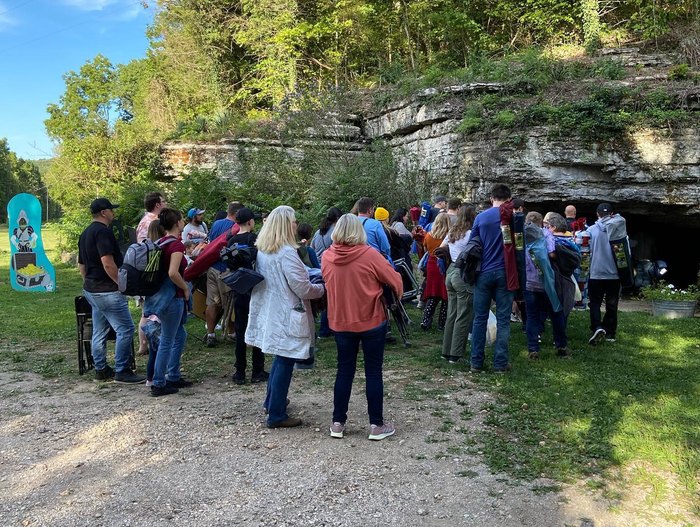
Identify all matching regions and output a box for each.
[322,244,403,333]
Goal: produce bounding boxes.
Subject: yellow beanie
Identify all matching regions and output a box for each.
[374,207,389,221]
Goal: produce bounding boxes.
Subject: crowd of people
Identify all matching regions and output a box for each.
[77,184,627,440]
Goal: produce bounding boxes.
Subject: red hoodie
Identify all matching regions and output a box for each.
[322,244,403,333]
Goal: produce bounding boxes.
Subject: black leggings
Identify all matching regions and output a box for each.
[233,294,265,375]
[422,298,447,330]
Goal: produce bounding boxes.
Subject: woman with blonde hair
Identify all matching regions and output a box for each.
[245,205,325,428]
[421,212,451,330]
[440,205,476,362]
[322,214,403,440]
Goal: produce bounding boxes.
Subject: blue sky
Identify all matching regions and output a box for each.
[0,0,154,160]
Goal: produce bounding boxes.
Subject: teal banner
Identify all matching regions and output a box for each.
[7,193,56,292]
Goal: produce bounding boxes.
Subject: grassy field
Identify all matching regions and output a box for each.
[1,225,699,518]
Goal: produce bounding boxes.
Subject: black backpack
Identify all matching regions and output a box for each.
[118,237,176,296]
[554,241,581,277]
[220,243,258,272]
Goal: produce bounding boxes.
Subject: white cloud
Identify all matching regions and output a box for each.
[61,0,146,21]
[0,2,19,31]
[62,0,118,11]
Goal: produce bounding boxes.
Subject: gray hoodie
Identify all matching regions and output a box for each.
[587,215,620,280]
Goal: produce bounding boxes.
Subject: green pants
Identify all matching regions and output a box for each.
[441,264,474,359]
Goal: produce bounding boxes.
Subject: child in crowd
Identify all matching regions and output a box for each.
[421,213,450,330]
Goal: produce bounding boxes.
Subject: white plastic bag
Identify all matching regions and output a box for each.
[572,275,582,302]
[486,310,497,346]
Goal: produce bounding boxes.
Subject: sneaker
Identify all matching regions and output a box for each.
[556,347,573,358]
[368,422,395,441]
[528,351,540,360]
[114,370,146,384]
[448,357,460,364]
[606,336,616,343]
[206,334,217,348]
[166,378,193,388]
[145,379,153,387]
[150,384,178,397]
[493,363,512,374]
[251,371,269,384]
[232,371,246,385]
[268,417,302,428]
[416,301,425,310]
[588,328,606,346]
[330,422,345,438]
[510,312,521,323]
[469,366,484,373]
[94,365,114,381]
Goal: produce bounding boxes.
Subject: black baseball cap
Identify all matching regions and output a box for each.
[596,203,613,215]
[235,207,255,224]
[90,198,119,214]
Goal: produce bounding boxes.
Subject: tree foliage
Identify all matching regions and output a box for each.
[44,0,699,246]
[0,139,43,223]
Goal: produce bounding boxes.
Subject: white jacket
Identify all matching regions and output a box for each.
[245,245,325,359]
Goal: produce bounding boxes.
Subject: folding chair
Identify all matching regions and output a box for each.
[383,287,412,348]
[394,258,420,302]
[75,296,136,375]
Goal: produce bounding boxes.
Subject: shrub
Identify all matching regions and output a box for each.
[494,110,517,128]
[642,282,700,302]
[668,63,691,80]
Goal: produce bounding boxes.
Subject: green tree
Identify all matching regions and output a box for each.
[0,139,44,223]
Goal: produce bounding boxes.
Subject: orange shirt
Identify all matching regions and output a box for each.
[423,233,444,256]
[322,244,403,333]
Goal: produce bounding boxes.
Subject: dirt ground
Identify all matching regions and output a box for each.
[0,353,681,527]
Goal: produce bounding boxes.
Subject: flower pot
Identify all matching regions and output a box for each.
[651,299,697,319]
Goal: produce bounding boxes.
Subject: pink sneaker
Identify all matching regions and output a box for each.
[368,422,395,441]
[330,422,345,438]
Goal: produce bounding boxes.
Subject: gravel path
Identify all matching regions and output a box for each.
[0,367,657,527]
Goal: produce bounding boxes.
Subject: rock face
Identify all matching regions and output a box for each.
[161,90,700,226]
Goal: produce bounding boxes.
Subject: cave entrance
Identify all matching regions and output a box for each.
[525,200,700,288]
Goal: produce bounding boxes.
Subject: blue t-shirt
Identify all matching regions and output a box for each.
[209,218,236,271]
[471,207,504,273]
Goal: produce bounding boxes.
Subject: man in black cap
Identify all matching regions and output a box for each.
[585,202,622,345]
[227,207,268,385]
[78,198,145,383]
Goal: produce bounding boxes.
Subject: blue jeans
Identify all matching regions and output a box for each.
[265,355,297,425]
[524,290,567,351]
[470,270,513,370]
[82,290,135,373]
[333,322,387,426]
[153,298,187,388]
[319,310,333,338]
[143,320,161,382]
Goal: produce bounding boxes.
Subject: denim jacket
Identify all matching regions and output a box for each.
[144,278,191,323]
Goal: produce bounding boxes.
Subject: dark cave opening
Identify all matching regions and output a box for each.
[523,200,700,288]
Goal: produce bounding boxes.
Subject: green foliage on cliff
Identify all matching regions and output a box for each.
[43,0,700,246]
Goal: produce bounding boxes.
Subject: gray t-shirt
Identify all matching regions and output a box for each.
[182,222,208,245]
